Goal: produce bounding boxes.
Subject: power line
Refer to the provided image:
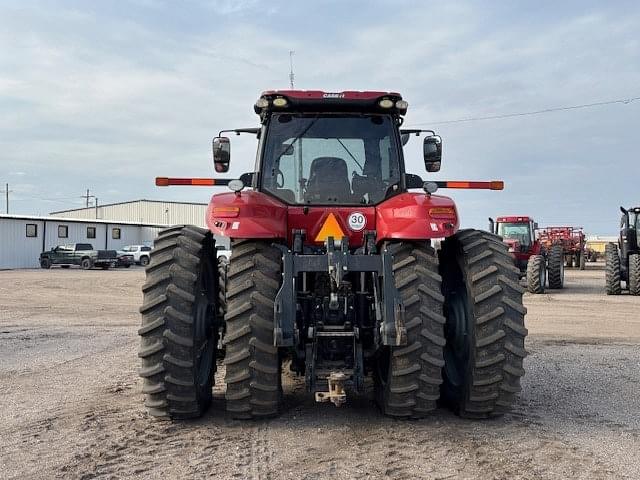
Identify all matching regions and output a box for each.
[407,96,640,127]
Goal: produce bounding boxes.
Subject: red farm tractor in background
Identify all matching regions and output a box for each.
[537,226,586,270]
[489,216,564,294]
[139,90,527,422]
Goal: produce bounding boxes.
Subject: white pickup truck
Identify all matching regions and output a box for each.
[119,245,153,266]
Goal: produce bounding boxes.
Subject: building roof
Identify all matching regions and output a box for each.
[49,198,208,215]
[0,214,169,228]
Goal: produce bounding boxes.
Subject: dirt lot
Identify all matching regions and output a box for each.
[1,264,639,479]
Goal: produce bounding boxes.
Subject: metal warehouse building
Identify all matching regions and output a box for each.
[0,214,166,269]
[50,199,208,228]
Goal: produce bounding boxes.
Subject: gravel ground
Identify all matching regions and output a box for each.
[0,263,639,479]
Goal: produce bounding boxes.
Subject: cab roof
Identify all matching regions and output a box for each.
[496,216,532,223]
[255,90,407,116]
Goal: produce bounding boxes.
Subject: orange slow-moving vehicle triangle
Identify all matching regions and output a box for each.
[314,213,345,243]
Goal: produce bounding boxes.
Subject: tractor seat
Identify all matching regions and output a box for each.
[305,157,353,203]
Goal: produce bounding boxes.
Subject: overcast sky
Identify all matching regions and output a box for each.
[1,0,638,234]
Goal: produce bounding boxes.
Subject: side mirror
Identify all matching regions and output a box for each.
[401,133,410,146]
[534,222,539,230]
[423,135,442,172]
[212,137,231,173]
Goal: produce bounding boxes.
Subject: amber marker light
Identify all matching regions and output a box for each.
[429,207,456,217]
[212,206,240,218]
[155,177,230,187]
[435,181,505,190]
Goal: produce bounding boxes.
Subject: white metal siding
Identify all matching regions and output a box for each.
[52,201,208,227]
[0,219,45,269]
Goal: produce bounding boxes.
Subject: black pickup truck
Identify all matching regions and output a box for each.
[39,243,118,270]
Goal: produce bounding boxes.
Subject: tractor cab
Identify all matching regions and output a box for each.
[209,91,449,249]
[619,206,640,256]
[492,216,536,254]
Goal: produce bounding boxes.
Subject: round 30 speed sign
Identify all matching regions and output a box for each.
[348,212,366,232]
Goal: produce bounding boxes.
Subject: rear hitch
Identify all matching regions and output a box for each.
[315,372,347,407]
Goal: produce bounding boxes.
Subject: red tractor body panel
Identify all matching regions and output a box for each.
[207,191,459,246]
[376,193,458,241]
[206,191,288,240]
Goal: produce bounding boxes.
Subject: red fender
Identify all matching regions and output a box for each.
[206,191,288,240]
[376,193,459,242]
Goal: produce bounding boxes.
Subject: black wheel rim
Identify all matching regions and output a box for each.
[194,254,216,389]
[443,286,471,388]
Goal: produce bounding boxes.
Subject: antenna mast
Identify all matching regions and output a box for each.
[289,50,295,89]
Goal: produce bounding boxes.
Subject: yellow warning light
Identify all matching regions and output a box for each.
[314,213,346,243]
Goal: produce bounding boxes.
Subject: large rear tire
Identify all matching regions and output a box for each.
[605,243,622,295]
[629,254,640,296]
[547,244,564,289]
[138,225,218,419]
[526,255,546,294]
[216,255,228,356]
[375,242,445,418]
[224,240,282,419]
[439,229,527,418]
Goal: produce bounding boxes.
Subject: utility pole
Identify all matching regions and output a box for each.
[289,50,295,89]
[2,183,11,214]
[95,198,98,219]
[81,189,95,208]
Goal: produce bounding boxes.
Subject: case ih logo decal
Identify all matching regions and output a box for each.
[322,93,345,98]
[348,212,366,231]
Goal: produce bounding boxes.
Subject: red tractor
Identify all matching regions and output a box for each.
[139,90,527,421]
[537,226,586,270]
[489,216,564,294]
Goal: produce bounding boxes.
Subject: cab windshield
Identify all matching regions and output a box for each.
[261,114,401,205]
[497,222,532,247]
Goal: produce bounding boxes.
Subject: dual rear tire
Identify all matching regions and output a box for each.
[138,226,219,418]
[374,231,528,418]
[438,230,527,417]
